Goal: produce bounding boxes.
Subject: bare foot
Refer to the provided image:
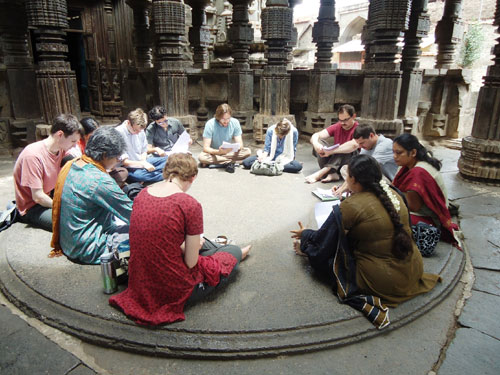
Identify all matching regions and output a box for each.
[305,171,322,184]
[321,173,340,183]
[240,245,252,260]
[293,240,307,257]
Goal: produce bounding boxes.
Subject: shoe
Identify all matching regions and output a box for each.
[225,163,235,173]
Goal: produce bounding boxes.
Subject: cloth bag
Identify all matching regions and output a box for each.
[250,160,284,176]
[412,222,441,257]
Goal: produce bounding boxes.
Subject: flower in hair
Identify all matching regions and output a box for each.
[380,179,400,212]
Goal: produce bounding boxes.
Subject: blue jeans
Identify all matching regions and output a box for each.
[242,155,303,173]
[127,156,167,183]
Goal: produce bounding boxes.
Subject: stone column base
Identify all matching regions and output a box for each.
[232,110,255,134]
[301,111,337,136]
[359,118,404,138]
[252,114,295,143]
[458,136,500,184]
[176,114,199,140]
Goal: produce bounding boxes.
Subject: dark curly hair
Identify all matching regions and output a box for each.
[348,154,413,260]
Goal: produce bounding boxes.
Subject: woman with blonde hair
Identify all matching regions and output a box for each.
[242,118,302,173]
[110,153,251,325]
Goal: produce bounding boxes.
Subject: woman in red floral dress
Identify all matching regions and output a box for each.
[110,153,251,325]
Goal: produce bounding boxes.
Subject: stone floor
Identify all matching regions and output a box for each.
[0,139,499,374]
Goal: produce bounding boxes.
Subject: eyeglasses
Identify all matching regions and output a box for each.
[339,116,352,124]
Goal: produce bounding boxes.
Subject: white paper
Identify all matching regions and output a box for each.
[323,143,340,151]
[314,201,341,229]
[221,141,241,152]
[168,131,191,154]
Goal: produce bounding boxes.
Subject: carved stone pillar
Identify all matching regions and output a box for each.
[253,0,294,142]
[0,0,40,152]
[26,0,80,123]
[153,0,197,136]
[228,0,254,132]
[129,0,153,68]
[188,0,211,69]
[361,0,375,68]
[435,0,464,69]
[398,0,430,133]
[302,0,339,136]
[458,0,500,183]
[360,0,412,137]
[285,0,301,70]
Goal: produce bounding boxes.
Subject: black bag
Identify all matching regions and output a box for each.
[122,182,144,200]
[0,202,19,233]
[412,222,441,257]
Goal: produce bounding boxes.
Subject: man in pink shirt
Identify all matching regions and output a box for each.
[305,104,359,183]
[14,114,82,231]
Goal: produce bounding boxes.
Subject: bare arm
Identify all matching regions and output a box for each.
[184,234,202,269]
[202,137,231,155]
[121,156,154,171]
[233,135,244,149]
[310,129,330,155]
[147,144,166,156]
[325,139,359,156]
[405,190,424,213]
[31,188,53,208]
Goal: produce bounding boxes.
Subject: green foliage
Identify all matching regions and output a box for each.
[460,23,485,68]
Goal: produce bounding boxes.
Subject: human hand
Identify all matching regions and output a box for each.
[218,146,232,155]
[290,221,306,239]
[143,161,155,171]
[332,184,346,198]
[155,147,166,157]
[314,144,326,157]
[257,154,268,162]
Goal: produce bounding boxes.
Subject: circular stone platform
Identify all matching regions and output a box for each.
[0,146,464,359]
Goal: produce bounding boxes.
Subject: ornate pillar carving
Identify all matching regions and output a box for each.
[285,0,301,70]
[26,0,80,123]
[361,0,375,68]
[153,0,197,136]
[360,0,412,137]
[398,0,430,132]
[128,0,153,68]
[0,0,39,152]
[302,0,339,136]
[228,0,254,131]
[253,0,294,142]
[188,0,211,69]
[435,0,464,69]
[458,0,500,183]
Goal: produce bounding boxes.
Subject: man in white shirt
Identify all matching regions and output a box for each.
[115,108,166,183]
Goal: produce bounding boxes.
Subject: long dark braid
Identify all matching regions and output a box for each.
[393,133,442,171]
[348,155,413,260]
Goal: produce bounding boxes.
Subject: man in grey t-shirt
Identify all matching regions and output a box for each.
[145,105,192,156]
[332,124,398,197]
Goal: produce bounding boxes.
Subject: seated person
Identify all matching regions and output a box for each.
[392,133,459,244]
[332,124,398,197]
[305,104,359,183]
[242,118,302,173]
[66,117,99,159]
[198,103,251,172]
[51,127,133,264]
[13,114,82,232]
[146,105,192,156]
[116,108,166,183]
[292,155,441,310]
[109,153,251,325]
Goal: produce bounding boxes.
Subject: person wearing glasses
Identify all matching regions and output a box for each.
[116,108,167,183]
[305,104,359,183]
[146,105,192,157]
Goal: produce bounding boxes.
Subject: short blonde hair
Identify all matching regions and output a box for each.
[163,153,198,181]
[275,118,291,137]
[127,108,147,129]
[215,103,232,121]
